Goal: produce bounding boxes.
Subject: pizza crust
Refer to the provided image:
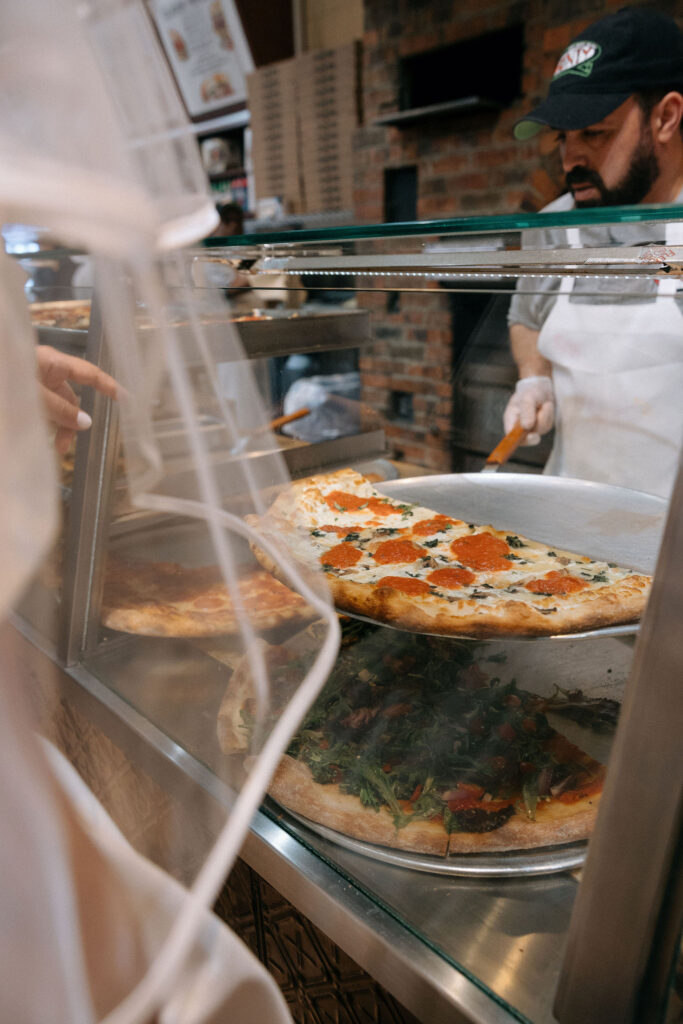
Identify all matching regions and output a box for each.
[269,756,450,856]
[269,756,602,856]
[321,575,648,638]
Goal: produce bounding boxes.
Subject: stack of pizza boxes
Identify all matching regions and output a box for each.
[247,42,361,215]
[297,42,361,215]
[247,57,304,213]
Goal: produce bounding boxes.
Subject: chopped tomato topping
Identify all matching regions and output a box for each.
[381,702,413,719]
[426,566,475,588]
[411,515,460,536]
[555,774,604,803]
[444,783,513,813]
[444,783,485,808]
[450,532,511,571]
[322,543,362,569]
[375,575,431,595]
[496,722,517,741]
[372,539,423,564]
[524,571,590,595]
[448,795,513,813]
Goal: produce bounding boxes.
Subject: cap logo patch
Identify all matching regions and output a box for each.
[553,40,602,79]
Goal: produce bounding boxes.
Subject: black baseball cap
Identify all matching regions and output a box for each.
[514,6,683,140]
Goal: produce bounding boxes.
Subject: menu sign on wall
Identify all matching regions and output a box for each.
[150,0,253,118]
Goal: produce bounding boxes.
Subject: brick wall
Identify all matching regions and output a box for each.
[352,0,682,469]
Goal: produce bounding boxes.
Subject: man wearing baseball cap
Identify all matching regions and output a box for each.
[505,6,683,499]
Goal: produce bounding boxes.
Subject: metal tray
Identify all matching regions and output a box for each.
[232,308,370,358]
[280,807,587,877]
[34,305,369,360]
[343,472,668,641]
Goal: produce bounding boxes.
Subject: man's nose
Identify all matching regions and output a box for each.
[560,135,588,172]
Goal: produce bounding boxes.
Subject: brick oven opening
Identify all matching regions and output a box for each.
[398,23,524,114]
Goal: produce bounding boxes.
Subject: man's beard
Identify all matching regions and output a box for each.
[566,131,660,208]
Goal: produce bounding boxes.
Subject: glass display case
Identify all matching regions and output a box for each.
[9,203,683,1024]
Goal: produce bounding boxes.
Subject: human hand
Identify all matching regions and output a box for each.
[36,345,119,455]
[503,375,554,446]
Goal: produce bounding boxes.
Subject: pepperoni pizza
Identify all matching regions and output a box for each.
[246,469,651,638]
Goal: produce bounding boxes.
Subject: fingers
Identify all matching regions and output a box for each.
[37,345,119,400]
[55,426,76,455]
[502,396,520,435]
[40,385,93,433]
[504,377,555,446]
[536,400,555,436]
[517,389,542,432]
[36,347,119,454]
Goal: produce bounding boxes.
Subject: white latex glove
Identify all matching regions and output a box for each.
[503,375,554,446]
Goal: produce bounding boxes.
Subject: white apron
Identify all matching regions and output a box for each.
[538,224,683,498]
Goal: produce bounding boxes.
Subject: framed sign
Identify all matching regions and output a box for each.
[150,0,253,119]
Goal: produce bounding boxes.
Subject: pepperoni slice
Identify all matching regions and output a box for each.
[426,566,476,588]
[366,497,398,516]
[375,575,431,595]
[524,571,590,595]
[319,524,351,536]
[322,543,362,569]
[412,515,459,537]
[324,490,369,512]
[372,539,423,565]
[450,532,511,571]
[324,490,398,516]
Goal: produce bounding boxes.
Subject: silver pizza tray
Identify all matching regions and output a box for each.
[343,472,667,642]
[278,804,586,877]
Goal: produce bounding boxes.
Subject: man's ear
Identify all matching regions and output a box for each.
[652,91,683,143]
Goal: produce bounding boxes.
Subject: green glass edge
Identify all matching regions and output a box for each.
[203,202,683,248]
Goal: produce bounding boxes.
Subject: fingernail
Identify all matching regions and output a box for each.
[76,410,92,430]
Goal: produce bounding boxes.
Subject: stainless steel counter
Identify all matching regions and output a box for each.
[11,615,589,1024]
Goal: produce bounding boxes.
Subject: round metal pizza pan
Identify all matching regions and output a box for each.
[343,472,667,642]
[283,808,586,876]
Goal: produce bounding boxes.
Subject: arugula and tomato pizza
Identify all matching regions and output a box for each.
[218,620,611,855]
[246,469,651,638]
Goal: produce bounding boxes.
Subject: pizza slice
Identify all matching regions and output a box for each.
[246,468,651,638]
[217,620,609,856]
[101,557,315,637]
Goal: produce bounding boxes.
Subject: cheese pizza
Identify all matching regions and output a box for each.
[102,557,314,637]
